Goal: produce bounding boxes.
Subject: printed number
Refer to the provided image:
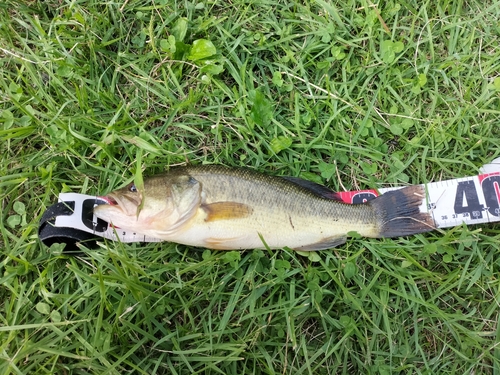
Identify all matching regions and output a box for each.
[453,181,484,219]
[481,175,500,217]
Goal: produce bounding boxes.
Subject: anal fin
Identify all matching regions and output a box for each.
[205,235,247,250]
[292,235,347,251]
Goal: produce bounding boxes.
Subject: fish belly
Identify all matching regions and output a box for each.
[164,207,364,250]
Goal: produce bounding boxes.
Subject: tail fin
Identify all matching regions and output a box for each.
[370,185,436,237]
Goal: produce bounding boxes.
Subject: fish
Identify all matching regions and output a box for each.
[93,165,436,251]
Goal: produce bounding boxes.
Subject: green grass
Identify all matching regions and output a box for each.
[2,0,500,373]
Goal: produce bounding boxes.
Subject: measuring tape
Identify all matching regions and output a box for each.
[38,158,500,250]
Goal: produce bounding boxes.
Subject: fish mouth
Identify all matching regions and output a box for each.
[99,196,118,206]
[103,193,141,216]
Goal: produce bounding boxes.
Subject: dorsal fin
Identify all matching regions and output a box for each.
[282,177,342,201]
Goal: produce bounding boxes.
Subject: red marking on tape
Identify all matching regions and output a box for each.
[478,172,500,183]
[494,181,500,206]
[335,190,379,204]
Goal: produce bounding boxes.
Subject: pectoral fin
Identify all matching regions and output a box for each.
[292,235,347,251]
[202,202,253,222]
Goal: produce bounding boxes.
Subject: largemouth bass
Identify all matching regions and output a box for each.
[93,165,436,250]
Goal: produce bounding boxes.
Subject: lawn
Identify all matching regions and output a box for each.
[2,0,500,373]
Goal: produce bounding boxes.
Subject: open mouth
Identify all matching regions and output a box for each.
[96,194,140,216]
[99,196,118,206]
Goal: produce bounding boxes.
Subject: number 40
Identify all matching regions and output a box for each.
[453,176,500,218]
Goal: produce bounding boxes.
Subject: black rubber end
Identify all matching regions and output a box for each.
[38,201,100,251]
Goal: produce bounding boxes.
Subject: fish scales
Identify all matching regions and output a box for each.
[187,165,377,226]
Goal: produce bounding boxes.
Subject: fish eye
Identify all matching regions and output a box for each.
[129,184,137,193]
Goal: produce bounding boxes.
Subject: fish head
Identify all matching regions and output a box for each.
[94,173,202,235]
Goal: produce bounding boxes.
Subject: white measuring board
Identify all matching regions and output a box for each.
[53,158,500,243]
